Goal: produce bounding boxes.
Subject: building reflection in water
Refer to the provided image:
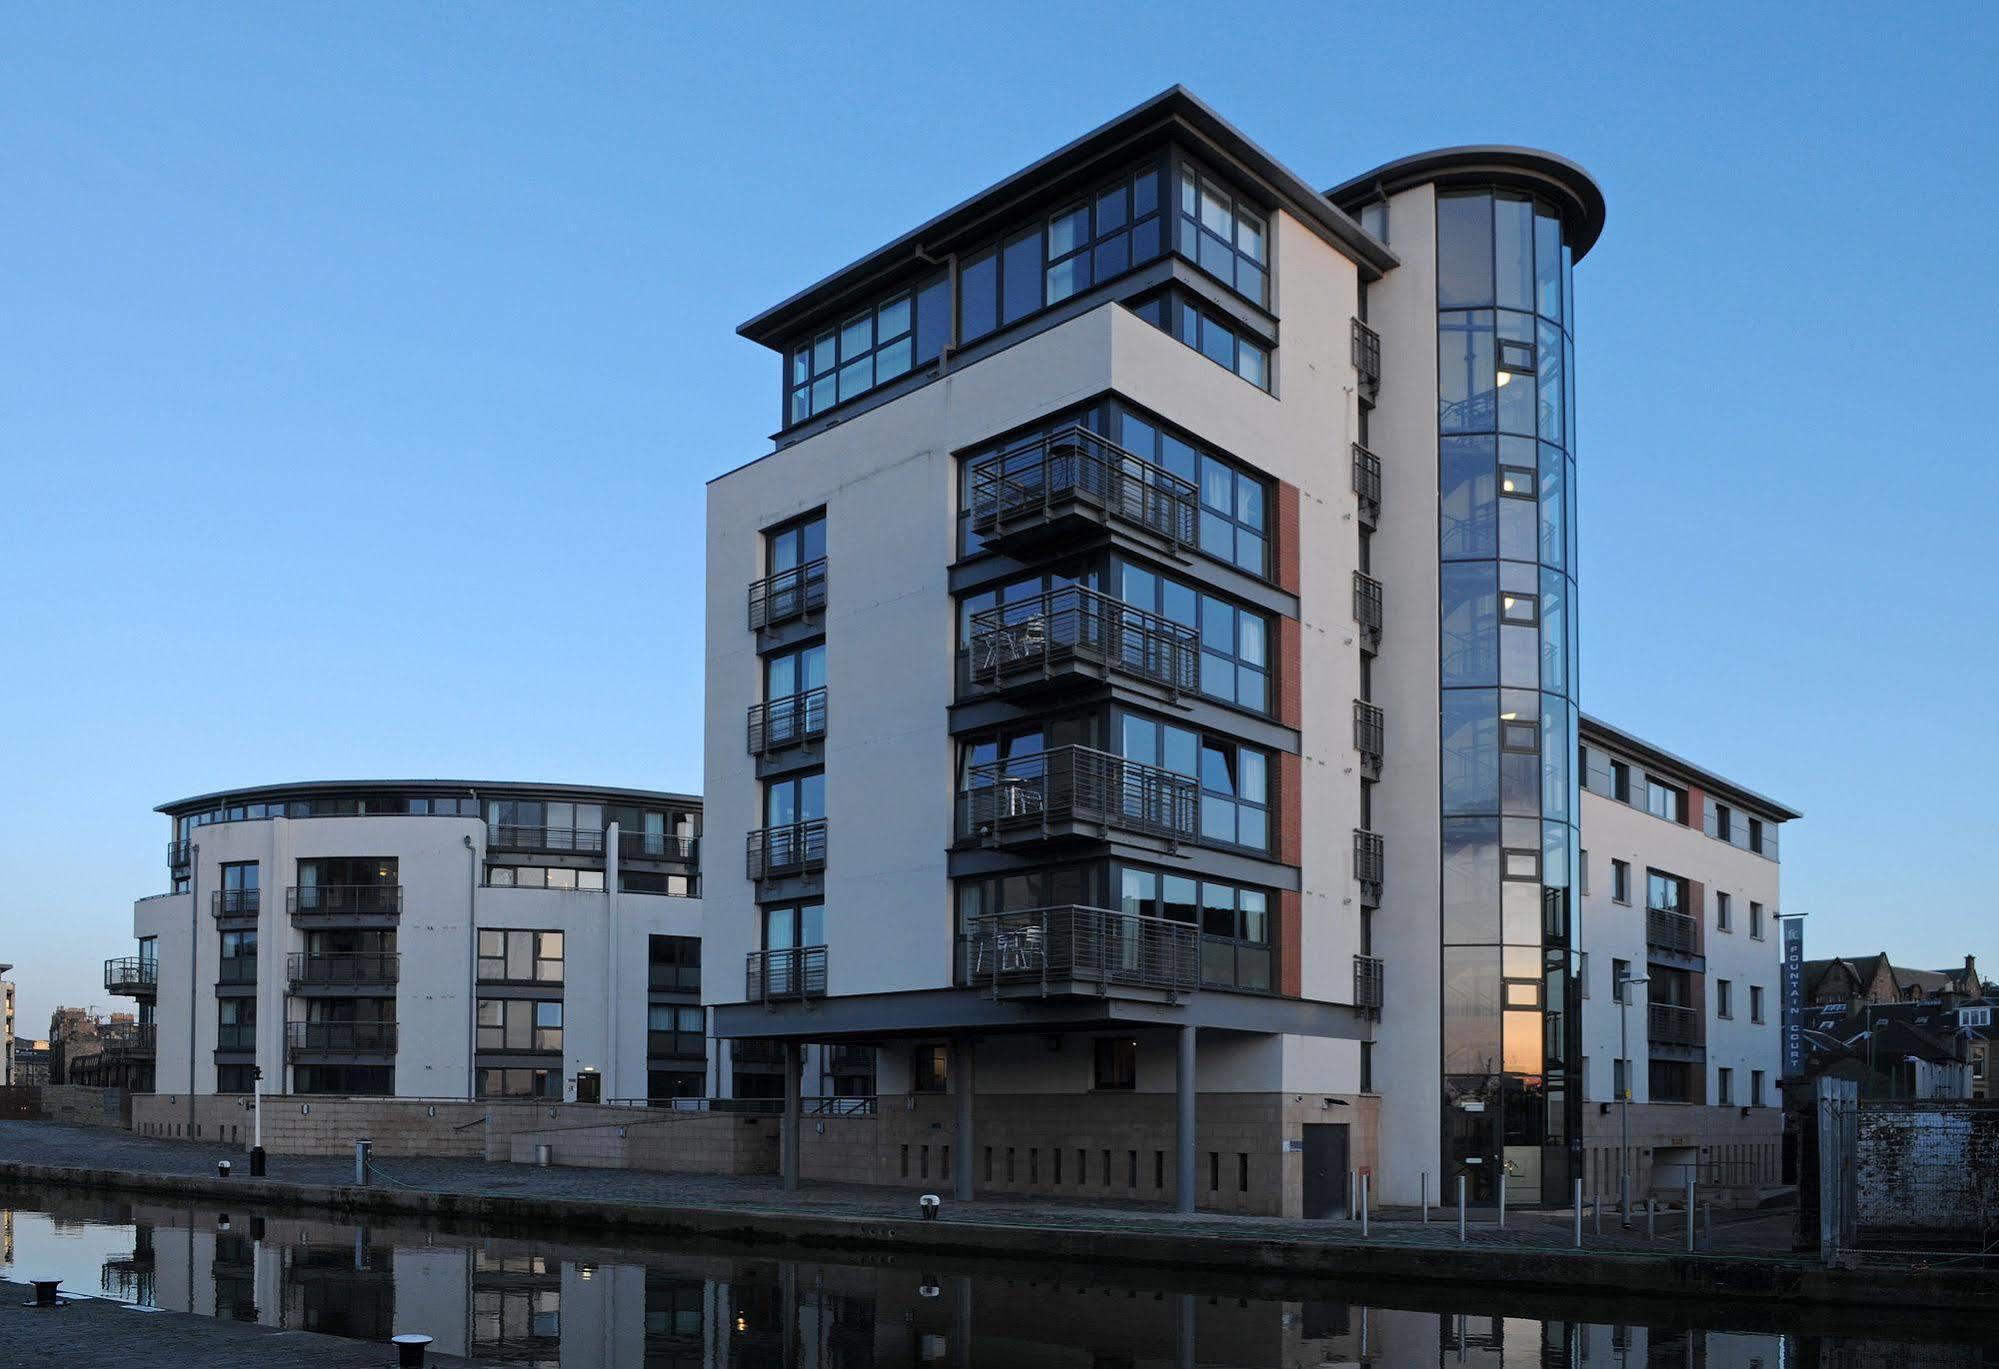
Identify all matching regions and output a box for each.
[0,1192,1992,1368]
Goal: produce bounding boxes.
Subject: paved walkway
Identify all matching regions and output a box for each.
[0,1120,1794,1257]
[0,1277,473,1368]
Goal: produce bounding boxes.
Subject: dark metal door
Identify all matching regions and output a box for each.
[1303,1123,1349,1219]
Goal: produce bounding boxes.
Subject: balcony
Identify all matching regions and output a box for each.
[747,557,827,631]
[287,952,400,990]
[287,885,402,928]
[1648,1002,1701,1048]
[957,746,1198,849]
[1353,572,1383,651]
[963,585,1197,702]
[1354,829,1384,907]
[286,1021,398,1058]
[732,1037,786,1064]
[211,888,261,922]
[103,957,158,998]
[1645,907,1699,956]
[648,963,701,993]
[168,840,190,868]
[488,825,605,855]
[647,1030,706,1059]
[748,687,828,755]
[217,955,257,986]
[1353,699,1384,777]
[620,830,698,863]
[101,1024,156,1058]
[215,1024,256,1053]
[960,907,1197,1000]
[1351,318,1381,403]
[1351,442,1382,528]
[966,425,1197,556]
[1354,954,1385,1012]
[745,946,827,1003]
[746,819,827,882]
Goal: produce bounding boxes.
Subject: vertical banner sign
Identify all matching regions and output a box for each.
[1782,917,1806,1079]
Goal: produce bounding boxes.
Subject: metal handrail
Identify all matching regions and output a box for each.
[746,945,828,1002]
[1353,571,1383,644]
[1353,699,1385,770]
[1646,907,1700,955]
[967,424,1198,551]
[1354,829,1386,893]
[1648,1002,1702,1046]
[487,824,605,854]
[286,1021,399,1054]
[1351,317,1381,395]
[288,885,403,915]
[748,557,828,629]
[1354,954,1385,1011]
[645,1030,706,1058]
[960,906,1198,998]
[966,585,1197,697]
[747,686,828,754]
[1352,442,1382,523]
[286,952,401,986]
[620,830,698,862]
[959,745,1198,845]
[217,955,258,985]
[103,957,158,992]
[211,888,261,918]
[167,840,190,867]
[647,964,701,992]
[101,1024,157,1055]
[746,819,827,880]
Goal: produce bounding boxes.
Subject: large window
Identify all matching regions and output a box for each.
[478,1067,558,1100]
[487,866,605,892]
[1645,776,1686,823]
[1147,293,1269,390]
[1118,714,1269,853]
[789,276,949,424]
[1114,409,1270,576]
[1117,561,1269,711]
[476,999,563,1053]
[763,902,824,951]
[477,930,564,984]
[649,934,701,992]
[1177,161,1269,307]
[647,1004,705,1058]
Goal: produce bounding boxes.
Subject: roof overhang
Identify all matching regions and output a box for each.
[157,778,701,817]
[1325,145,1606,262]
[1579,715,1802,821]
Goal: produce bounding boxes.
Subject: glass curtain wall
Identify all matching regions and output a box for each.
[1436,189,1581,1204]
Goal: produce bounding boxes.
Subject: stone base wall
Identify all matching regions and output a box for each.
[501,1108,780,1174]
[136,1093,491,1157]
[801,1091,1379,1218]
[1581,1102,1784,1204]
[41,1085,128,1127]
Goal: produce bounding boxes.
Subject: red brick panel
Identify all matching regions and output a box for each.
[1688,879,1706,955]
[1684,784,1705,830]
[1276,616,1302,730]
[1278,888,1302,998]
[1277,751,1302,867]
[1275,480,1300,594]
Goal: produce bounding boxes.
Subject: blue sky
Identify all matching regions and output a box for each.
[3,4,1993,1033]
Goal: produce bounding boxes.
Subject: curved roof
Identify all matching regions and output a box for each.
[157,778,701,816]
[1325,145,1607,261]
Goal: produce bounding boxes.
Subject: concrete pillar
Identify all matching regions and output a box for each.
[953,1035,975,1202]
[782,1040,802,1191]
[1176,1024,1197,1215]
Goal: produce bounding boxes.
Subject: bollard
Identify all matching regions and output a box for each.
[534,1143,552,1167]
[391,1332,433,1367]
[26,1279,63,1308]
[1702,1203,1711,1250]
[1360,1174,1369,1237]
[1646,1197,1654,1240]
[1684,1172,1696,1253]
[1593,1194,1601,1236]
[354,1138,372,1186]
[1497,1171,1507,1229]
[249,1146,266,1178]
[217,1159,231,1179]
[919,1194,940,1221]
[1349,1169,1358,1222]
[1457,1175,1467,1243]
[1573,1177,1583,1248]
[1421,1170,1430,1223]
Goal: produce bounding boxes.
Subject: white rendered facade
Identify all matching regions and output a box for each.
[132,781,706,1104]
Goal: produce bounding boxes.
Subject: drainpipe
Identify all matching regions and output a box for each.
[464,832,478,1100]
[188,842,199,1133]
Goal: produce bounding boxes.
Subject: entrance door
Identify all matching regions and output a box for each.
[1302,1123,1350,1219]
[575,1070,602,1104]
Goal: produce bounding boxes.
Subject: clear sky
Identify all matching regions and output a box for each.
[3,4,1993,1037]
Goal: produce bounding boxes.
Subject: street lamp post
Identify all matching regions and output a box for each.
[1617,971,1651,1227]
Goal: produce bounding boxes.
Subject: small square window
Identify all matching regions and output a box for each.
[1501,720,1539,752]
[1500,592,1538,625]
[1499,465,1537,499]
[1502,848,1540,881]
[1498,337,1536,373]
[1504,981,1542,1008]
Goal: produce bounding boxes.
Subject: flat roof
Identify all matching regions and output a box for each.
[1324,145,1607,261]
[1580,715,1802,822]
[158,778,701,816]
[737,84,1399,350]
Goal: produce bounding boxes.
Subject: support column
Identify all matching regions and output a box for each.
[1175,1024,1197,1215]
[782,1040,801,1192]
[953,1035,975,1202]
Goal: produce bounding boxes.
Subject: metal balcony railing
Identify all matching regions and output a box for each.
[1352,442,1382,525]
[1353,571,1383,649]
[731,1037,786,1063]
[286,952,401,988]
[966,424,1198,552]
[748,687,828,754]
[620,830,698,863]
[1648,1002,1701,1047]
[1354,954,1385,1011]
[487,824,605,855]
[647,963,701,992]
[746,946,827,1002]
[217,955,258,985]
[215,1024,256,1052]
[212,888,261,919]
[958,745,1199,846]
[101,1024,156,1056]
[1645,907,1699,955]
[748,557,828,630]
[1353,699,1384,772]
[1351,318,1381,400]
[288,885,402,916]
[103,957,158,996]
[286,1021,399,1056]
[746,819,827,881]
[1354,829,1385,905]
[965,585,1197,698]
[960,906,1198,998]
[168,840,190,867]
[646,1030,706,1059]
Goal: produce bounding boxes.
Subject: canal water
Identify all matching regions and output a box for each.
[2,1186,1993,1367]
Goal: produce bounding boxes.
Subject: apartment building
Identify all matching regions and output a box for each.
[1575,717,1798,1198]
[1,964,13,1086]
[704,87,1605,1215]
[130,780,706,1103]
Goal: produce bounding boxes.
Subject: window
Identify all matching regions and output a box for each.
[648,935,700,992]
[1612,1056,1629,1101]
[1750,901,1765,940]
[618,868,690,896]
[486,866,605,892]
[1961,1006,1993,1028]
[1094,1037,1137,1090]
[1647,869,1684,914]
[477,930,565,983]
[1716,892,1732,932]
[1168,294,1270,389]
[478,1068,558,1099]
[763,902,825,952]
[1611,860,1631,904]
[1751,1070,1766,1106]
[217,1064,256,1094]
[1609,760,1631,802]
[1716,979,1733,1019]
[766,512,826,578]
[1749,817,1766,854]
[1750,985,1765,1023]
[1717,1067,1733,1106]
[912,1045,948,1093]
[1117,562,1269,709]
[219,861,259,913]
[647,1005,705,1057]
[476,999,563,1053]
[1114,409,1273,576]
[764,771,825,829]
[1646,776,1686,823]
[1580,950,1591,998]
[787,275,948,424]
[1177,162,1268,306]
[1612,958,1631,1003]
[1045,166,1165,304]
[1122,716,1271,853]
[1578,849,1590,897]
[1714,803,1733,842]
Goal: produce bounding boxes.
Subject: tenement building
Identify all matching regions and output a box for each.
[132,780,706,1103]
[706,85,1640,1215]
[1576,717,1797,1201]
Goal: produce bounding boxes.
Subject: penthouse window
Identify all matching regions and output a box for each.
[1177,160,1269,307]
[1645,776,1686,824]
[1129,292,1269,390]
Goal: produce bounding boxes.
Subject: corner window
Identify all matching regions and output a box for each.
[1177,162,1269,307]
[1114,408,1270,577]
[1173,296,1270,389]
[789,276,947,424]
[1116,561,1270,712]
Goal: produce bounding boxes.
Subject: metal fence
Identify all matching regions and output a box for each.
[960,905,1198,997]
[966,424,1198,550]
